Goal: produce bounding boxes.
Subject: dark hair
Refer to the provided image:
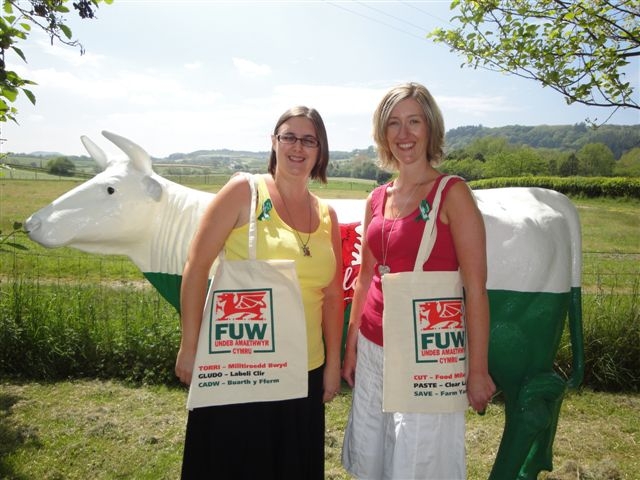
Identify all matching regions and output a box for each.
[373,82,445,170]
[268,106,330,183]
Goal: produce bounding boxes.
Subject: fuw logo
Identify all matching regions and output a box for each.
[418,299,464,331]
[209,289,275,354]
[215,290,268,321]
[413,297,466,363]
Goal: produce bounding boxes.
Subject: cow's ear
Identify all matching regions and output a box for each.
[143,176,163,202]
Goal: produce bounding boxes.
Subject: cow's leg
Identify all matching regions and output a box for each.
[489,372,566,480]
[517,373,566,479]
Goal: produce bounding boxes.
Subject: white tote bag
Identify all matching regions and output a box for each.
[382,176,468,413]
[187,174,308,410]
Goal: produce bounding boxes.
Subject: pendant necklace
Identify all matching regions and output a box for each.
[280,189,313,257]
[379,181,422,275]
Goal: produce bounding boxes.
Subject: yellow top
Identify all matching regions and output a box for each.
[224,174,336,370]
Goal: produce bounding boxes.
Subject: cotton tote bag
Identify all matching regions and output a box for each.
[187,173,308,410]
[382,176,468,413]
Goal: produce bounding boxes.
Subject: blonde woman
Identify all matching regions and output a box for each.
[341,83,496,479]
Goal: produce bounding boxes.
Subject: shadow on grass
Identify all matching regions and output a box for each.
[0,389,42,480]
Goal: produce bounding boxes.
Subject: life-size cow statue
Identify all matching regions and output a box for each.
[25,131,584,480]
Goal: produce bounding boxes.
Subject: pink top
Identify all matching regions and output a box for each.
[359,175,463,346]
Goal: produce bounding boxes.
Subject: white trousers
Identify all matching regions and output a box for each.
[342,333,466,480]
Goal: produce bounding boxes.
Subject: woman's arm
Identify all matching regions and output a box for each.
[443,181,496,412]
[341,195,375,388]
[321,205,346,402]
[174,175,251,385]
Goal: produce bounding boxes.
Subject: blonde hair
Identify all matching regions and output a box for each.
[373,82,445,170]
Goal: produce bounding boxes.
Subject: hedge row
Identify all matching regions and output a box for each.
[468,176,640,199]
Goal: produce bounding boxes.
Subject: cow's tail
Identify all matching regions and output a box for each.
[565,198,584,389]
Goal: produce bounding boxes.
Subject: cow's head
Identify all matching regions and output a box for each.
[25,131,165,254]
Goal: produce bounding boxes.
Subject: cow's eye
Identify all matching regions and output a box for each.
[107,186,115,195]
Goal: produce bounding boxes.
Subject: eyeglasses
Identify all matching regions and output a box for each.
[275,133,320,148]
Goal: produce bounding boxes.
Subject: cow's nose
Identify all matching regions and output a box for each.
[24,215,41,235]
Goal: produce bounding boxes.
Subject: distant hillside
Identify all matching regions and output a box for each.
[445,123,639,159]
[29,151,64,157]
[6,123,638,164]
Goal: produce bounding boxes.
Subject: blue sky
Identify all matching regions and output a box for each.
[1,0,638,158]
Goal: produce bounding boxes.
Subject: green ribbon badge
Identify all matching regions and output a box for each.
[415,199,430,222]
[258,199,272,220]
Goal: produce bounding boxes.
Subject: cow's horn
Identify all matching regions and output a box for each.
[102,130,152,174]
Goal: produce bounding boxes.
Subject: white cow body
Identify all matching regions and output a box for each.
[478,187,581,293]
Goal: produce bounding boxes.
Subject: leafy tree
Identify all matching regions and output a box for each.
[429,0,639,116]
[514,146,550,176]
[536,147,566,176]
[559,153,580,176]
[352,159,379,180]
[577,143,616,176]
[482,149,548,177]
[446,123,639,159]
[614,147,640,177]
[465,135,511,159]
[0,0,113,123]
[481,152,517,177]
[440,158,485,180]
[47,156,75,176]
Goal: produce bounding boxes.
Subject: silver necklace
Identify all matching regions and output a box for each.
[379,182,422,275]
[280,189,313,257]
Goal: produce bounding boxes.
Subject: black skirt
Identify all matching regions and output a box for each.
[181,365,325,480]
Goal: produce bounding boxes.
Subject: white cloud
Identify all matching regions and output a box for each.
[25,113,46,123]
[440,95,520,115]
[265,84,385,116]
[19,63,224,109]
[184,61,203,70]
[232,57,272,78]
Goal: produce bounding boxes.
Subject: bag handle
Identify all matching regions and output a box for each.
[413,175,457,271]
[231,172,258,260]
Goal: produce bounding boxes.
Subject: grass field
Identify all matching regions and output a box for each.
[0,380,638,479]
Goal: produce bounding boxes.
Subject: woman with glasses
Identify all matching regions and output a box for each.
[175,106,343,479]
[341,83,496,479]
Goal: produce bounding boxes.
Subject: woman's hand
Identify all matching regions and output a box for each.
[175,347,197,385]
[341,346,357,388]
[323,363,342,403]
[467,370,496,413]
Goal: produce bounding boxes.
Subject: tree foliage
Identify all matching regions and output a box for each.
[615,147,640,176]
[441,136,630,179]
[429,0,640,116]
[577,142,616,176]
[328,157,389,183]
[446,124,639,159]
[0,0,113,123]
[558,152,579,176]
[46,155,75,176]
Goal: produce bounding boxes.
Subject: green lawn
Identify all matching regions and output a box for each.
[0,380,637,479]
